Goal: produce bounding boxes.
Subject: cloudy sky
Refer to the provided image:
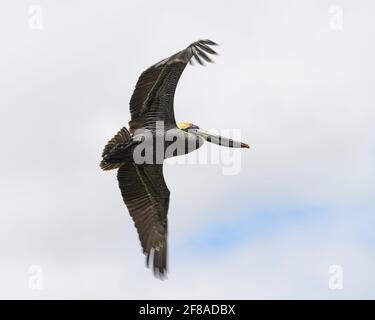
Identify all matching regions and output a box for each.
[0,0,374,299]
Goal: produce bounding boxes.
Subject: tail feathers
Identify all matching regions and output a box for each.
[100,127,131,171]
[101,127,131,157]
[100,160,123,171]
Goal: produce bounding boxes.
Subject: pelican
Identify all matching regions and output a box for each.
[100,40,249,279]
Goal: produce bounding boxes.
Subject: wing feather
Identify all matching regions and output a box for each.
[117,164,170,278]
[128,40,218,133]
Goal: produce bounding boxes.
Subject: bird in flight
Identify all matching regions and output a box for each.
[100,40,249,279]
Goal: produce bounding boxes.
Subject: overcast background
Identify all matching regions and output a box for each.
[0,0,374,299]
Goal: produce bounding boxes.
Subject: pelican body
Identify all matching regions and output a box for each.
[100,40,249,279]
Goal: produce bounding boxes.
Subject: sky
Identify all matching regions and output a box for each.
[0,0,374,299]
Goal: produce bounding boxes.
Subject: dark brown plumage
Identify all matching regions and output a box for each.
[128,39,218,133]
[117,164,170,278]
[100,40,219,279]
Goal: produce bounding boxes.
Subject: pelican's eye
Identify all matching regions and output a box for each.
[188,124,200,130]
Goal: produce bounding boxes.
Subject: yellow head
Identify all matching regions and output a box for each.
[177,122,199,131]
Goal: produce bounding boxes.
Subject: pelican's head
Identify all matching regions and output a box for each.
[177,122,250,149]
[177,122,200,131]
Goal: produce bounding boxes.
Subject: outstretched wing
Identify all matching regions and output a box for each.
[129,39,218,133]
[117,163,170,278]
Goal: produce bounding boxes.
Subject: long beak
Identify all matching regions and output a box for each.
[195,129,250,148]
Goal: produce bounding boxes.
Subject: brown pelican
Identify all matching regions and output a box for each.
[100,40,249,279]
